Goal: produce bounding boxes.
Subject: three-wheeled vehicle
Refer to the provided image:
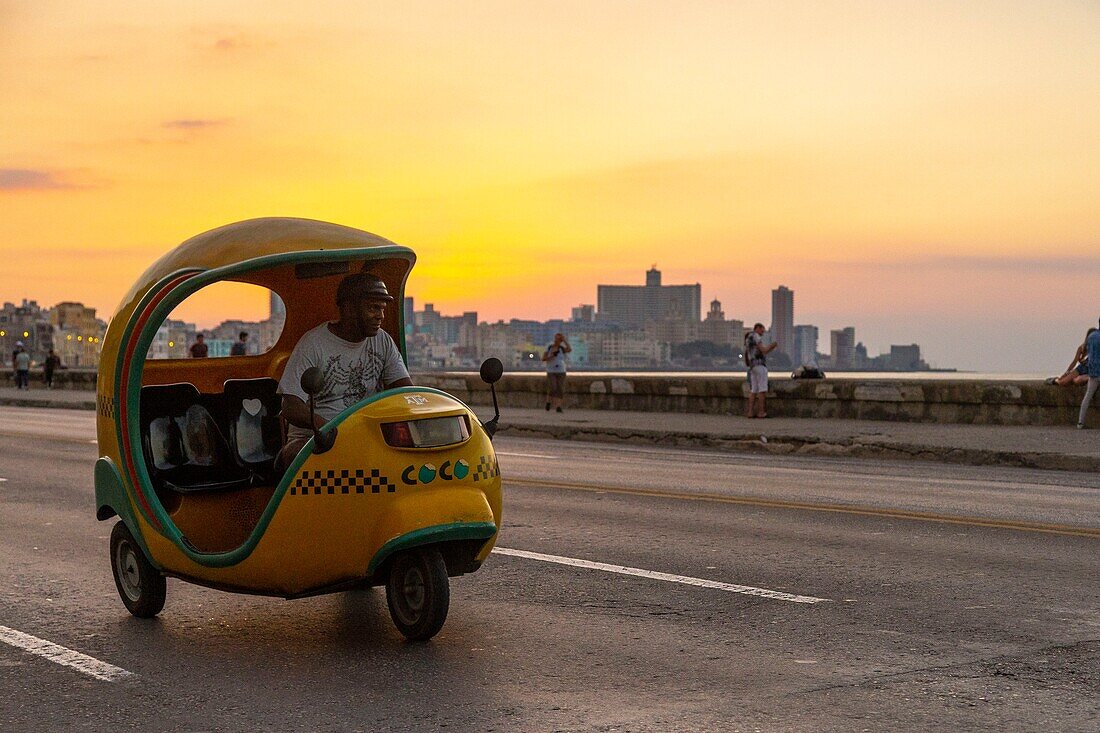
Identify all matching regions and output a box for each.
[94,217,503,641]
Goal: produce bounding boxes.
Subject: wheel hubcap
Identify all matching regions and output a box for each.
[402,567,425,613]
[115,541,142,602]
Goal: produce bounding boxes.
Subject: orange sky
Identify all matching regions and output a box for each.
[1,1,1098,370]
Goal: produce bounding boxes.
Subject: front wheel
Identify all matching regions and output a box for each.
[110,521,166,618]
[385,548,449,641]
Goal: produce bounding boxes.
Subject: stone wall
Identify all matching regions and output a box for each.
[4,368,1096,427]
[416,372,1099,427]
[1,367,98,390]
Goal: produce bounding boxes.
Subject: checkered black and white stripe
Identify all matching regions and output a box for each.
[291,469,395,495]
[472,455,500,482]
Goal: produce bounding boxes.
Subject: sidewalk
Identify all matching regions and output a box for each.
[2,386,1098,471]
[496,407,1100,472]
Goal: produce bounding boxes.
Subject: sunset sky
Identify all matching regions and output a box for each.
[1,1,1098,371]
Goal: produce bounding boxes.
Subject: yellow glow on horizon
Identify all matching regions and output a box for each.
[0,1,1098,352]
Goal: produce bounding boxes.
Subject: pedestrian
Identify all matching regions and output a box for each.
[542,332,571,413]
[230,331,249,356]
[189,333,209,358]
[14,343,31,390]
[43,348,61,388]
[744,323,777,418]
[1077,318,1100,429]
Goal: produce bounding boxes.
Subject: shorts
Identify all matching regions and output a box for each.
[748,365,769,394]
[546,372,566,398]
[1077,363,1088,376]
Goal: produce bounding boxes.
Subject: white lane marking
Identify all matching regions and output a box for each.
[0,477,7,482]
[0,625,133,682]
[496,451,556,459]
[492,547,829,604]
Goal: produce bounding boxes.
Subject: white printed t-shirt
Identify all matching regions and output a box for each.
[278,323,410,441]
[544,344,568,374]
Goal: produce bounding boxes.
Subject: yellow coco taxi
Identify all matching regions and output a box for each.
[94,218,503,641]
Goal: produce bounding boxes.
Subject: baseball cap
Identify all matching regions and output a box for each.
[336,273,394,304]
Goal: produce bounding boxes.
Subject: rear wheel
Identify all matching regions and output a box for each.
[110,521,166,618]
[385,548,449,641]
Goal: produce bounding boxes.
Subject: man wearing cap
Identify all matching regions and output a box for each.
[12,342,31,390]
[276,273,413,468]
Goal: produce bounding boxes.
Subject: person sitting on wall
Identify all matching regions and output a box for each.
[276,273,413,469]
[1052,327,1095,386]
[1077,319,1100,429]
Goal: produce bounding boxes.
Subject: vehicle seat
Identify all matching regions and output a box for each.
[140,383,253,494]
[224,378,283,484]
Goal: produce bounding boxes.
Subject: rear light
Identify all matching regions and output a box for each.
[381,421,415,447]
[381,416,470,448]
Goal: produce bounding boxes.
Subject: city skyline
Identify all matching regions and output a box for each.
[2,3,1098,373]
[2,269,933,373]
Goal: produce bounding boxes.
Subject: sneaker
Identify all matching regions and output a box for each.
[1078,423,1086,429]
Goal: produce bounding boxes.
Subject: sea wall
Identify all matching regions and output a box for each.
[4,368,1096,427]
[416,372,1098,427]
[2,367,98,390]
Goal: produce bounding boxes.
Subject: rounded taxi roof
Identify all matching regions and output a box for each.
[133,217,407,286]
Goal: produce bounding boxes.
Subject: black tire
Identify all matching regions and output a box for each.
[110,521,166,618]
[385,547,450,641]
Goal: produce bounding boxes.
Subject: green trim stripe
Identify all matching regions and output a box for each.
[366,521,498,576]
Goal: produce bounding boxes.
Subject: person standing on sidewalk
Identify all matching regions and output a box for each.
[189,333,209,358]
[744,323,776,418]
[230,331,249,356]
[1076,320,1100,429]
[13,344,31,390]
[542,332,571,413]
[43,348,61,388]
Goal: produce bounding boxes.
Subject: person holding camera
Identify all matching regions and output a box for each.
[542,332,571,413]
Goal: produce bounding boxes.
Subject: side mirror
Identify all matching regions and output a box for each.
[479,358,503,439]
[299,366,336,454]
[300,366,325,396]
[479,357,504,385]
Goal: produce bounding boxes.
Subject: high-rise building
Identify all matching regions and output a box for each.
[269,290,286,320]
[697,298,743,347]
[771,285,794,357]
[403,297,416,338]
[830,327,856,369]
[793,324,819,367]
[888,344,925,370]
[571,304,596,322]
[597,267,701,329]
[416,303,442,339]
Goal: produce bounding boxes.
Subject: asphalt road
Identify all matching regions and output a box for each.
[0,407,1097,732]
